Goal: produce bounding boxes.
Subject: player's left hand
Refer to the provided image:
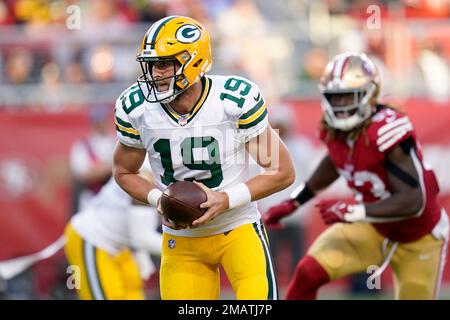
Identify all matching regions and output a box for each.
[316,199,366,225]
[191,181,229,227]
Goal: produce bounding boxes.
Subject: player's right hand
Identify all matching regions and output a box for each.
[262,199,299,229]
[157,197,184,230]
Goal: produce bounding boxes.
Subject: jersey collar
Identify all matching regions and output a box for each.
[160,76,211,126]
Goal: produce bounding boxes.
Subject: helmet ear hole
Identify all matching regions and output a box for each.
[177,77,189,87]
[180,52,190,62]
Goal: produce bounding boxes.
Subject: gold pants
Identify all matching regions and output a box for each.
[160,221,277,300]
[64,224,145,300]
[308,222,447,299]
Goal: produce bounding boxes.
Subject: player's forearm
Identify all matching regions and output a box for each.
[114,171,155,204]
[241,125,295,203]
[246,164,296,202]
[113,142,155,204]
[289,156,338,206]
[306,155,340,193]
[364,143,424,222]
[248,135,296,201]
[364,189,423,221]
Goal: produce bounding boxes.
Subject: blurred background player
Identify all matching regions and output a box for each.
[113,15,295,300]
[64,167,162,300]
[263,52,449,300]
[69,104,116,213]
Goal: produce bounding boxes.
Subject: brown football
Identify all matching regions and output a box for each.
[160,181,207,228]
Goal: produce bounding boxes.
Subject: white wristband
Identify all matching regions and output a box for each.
[147,188,162,207]
[344,204,366,222]
[224,183,252,210]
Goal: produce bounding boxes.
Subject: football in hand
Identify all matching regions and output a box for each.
[160,181,207,228]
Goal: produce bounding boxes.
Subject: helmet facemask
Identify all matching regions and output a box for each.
[136,51,194,104]
[321,82,376,131]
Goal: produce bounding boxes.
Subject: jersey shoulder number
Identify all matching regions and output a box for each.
[117,83,146,115]
[114,83,145,148]
[369,108,414,153]
[216,75,267,129]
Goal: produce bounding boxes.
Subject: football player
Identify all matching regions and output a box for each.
[64,170,162,300]
[112,16,295,300]
[263,52,449,300]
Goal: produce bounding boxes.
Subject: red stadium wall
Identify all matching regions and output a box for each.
[0,111,92,261]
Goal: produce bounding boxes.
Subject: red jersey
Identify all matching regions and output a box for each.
[320,105,442,242]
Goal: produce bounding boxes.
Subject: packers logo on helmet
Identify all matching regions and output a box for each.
[175,24,201,43]
[136,16,212,103]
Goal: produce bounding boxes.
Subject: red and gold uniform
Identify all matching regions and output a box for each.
[264,52,449,300]
[309,106,449,299]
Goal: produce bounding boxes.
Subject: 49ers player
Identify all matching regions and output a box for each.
[263,52,449,300]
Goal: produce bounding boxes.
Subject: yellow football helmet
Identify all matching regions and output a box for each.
[136,16,212,103]
[319,52,380,131]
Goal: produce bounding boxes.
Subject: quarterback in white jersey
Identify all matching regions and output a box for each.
[115,75,270,237]
[113,16,295,300]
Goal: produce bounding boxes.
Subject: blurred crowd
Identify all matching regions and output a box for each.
[0,0,449,111]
